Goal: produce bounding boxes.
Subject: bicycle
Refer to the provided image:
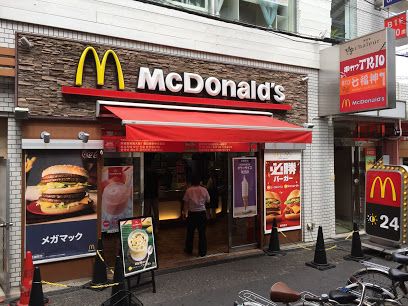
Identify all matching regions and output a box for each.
[348,251,408,304]
[234,277,388,305]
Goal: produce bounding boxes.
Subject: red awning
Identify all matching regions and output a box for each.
[104,106,312,143]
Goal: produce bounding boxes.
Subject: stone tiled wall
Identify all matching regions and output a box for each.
[1,18,334,290]
[16,33,308,126]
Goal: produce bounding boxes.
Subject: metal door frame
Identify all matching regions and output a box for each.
[0,158,10,294]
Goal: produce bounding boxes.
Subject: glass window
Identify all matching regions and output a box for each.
[218,0,296,32]
[166,0,209,12]
[148,0,296,32]
[331,0,357,41]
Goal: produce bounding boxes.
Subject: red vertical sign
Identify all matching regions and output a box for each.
[264,159,301,232]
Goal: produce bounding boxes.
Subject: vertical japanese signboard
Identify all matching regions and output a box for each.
[339,28,395,114]
[25,150,99,263]
[264,151,301,234]
[233,157,257,218]
[101,166,133,233]
[119,216,158,278]
[365,165,408,244]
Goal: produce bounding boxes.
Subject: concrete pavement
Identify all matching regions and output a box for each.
[4,239,400,305]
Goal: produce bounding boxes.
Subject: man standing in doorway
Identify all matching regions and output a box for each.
[183,174,210,257]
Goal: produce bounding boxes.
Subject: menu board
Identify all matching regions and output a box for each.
[264,151,301,233]
[119,216,158,278]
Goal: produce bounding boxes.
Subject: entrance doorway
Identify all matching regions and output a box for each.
[144,152,258,268]
[101,151,258,270]
[334,144,377,234]
[145,152,228,268]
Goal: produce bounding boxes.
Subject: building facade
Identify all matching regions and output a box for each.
[0,0,402,296]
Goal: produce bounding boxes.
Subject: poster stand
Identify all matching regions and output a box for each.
[127,270,156,293]
[119,216,158,294]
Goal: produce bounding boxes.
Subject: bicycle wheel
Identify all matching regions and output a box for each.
[345,282,399,306]
[349,268,397,298]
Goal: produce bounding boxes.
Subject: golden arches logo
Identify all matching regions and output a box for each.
[75,46,125,90]
[341,99,351,108]
[370,176,397,201]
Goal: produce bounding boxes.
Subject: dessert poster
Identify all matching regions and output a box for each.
[24,150,98,263]
[233,157,257,218]
[119,216,158,278]
[101,166,133,233]
[264,151,301,234]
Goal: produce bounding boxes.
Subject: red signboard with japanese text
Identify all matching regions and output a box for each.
[103,137,258,153]
[339,29,395,114]
[365,169,403,242]
[264,152,301,233]
[385,13,407,40]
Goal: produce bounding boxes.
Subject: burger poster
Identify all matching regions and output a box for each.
[101,166,133,233]
[25,150,98,263]
[232,157,257,218]
[119,216,158,278]
[264,151,301,233]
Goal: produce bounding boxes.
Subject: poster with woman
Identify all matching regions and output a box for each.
[233,157,257,218]
[119,216,158,278]
[101,166,133,233]
[264,151,301,234]
[25,150,98,263]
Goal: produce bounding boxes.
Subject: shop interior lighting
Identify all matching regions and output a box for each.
[78,131,89,143]
[40,131,50,143]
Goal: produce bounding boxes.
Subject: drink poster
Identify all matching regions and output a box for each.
[264,151,301,233]
[101,166,133,233]
[24,150,99,263]
[119,216,158,277]
[233,157,257,218]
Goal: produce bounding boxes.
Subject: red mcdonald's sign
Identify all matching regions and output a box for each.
[366,170,401,207]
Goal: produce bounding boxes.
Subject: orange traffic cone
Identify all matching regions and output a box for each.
[9,251,35,306]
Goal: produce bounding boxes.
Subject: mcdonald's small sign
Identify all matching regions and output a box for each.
[366,170,401,207]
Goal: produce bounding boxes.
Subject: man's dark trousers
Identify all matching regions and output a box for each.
[185,211,207,256]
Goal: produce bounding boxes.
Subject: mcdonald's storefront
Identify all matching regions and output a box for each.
[16,33,314,282]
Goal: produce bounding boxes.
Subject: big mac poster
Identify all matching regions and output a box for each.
[25,150,98,263]
[264,151,301,233]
